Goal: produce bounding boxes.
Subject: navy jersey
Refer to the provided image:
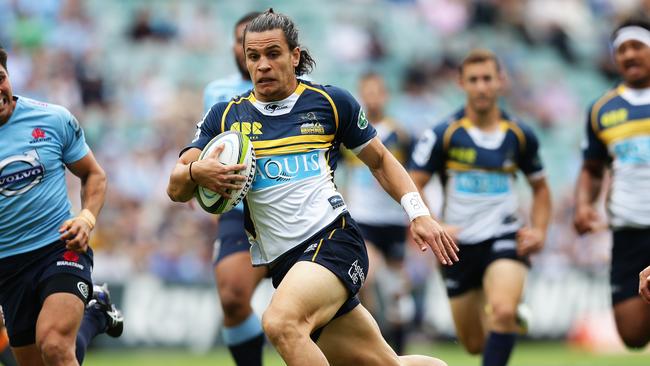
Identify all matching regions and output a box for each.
[409,108,544,244]
[583,84,650,228]
[184,80,377,265]
[0,96,89,258]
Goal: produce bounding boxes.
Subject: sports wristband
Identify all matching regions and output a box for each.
[77,209,96,230]
[400,192,430,222]
[189,161,196,182]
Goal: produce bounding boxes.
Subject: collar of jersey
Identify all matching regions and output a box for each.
[250,83,306,116]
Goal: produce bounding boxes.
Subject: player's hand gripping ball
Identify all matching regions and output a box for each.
[195,131,256,214]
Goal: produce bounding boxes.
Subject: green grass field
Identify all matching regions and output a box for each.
[84,342,649,366]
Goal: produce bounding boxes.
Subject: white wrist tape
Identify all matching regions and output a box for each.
[400,192,430,222]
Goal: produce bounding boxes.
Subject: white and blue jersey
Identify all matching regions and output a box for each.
[409,108,544,244]
[185,80,377,265]
[0,96,89,258]
[203,74,253,214]
[584,84,650,228]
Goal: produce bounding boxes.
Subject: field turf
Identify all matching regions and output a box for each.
[84,341,649,365]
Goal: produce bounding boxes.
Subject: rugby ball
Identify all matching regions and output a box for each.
[195,131,256,214]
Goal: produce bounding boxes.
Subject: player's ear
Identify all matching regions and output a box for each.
[291,47,300,68]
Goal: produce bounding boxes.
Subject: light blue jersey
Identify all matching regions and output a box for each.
[0,96,89,258]
[203,74,252,213]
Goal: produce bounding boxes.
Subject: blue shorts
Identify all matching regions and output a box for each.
[357,223,407,261]
[442,232,529,298]
[268,213,368,340]
[213,209,250,265]
[0,241,94,346]
[611,228,650,305]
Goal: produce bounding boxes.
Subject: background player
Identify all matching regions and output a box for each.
[0,47,122,366]
[0,313,17,366]
[168,9,456,366]
[574,18,650,349]
[409,49,551,366]
[345,71,413,354]
[202,12,267,366]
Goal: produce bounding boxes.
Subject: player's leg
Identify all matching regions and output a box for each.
[610,229,650,348]
[449,290,486,354]
[358,240,384,317]
[482,258,527,366]
[316,304,446,366]
[215,252,267,365]
[11,345,43,366]
[35,292,84,366]
[213,210,267,366]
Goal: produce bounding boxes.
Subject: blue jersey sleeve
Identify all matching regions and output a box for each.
[408,125,445,174]
[517,123,544,176]
[582,103,609,161]
[58,108,89,164]
[327,86,377,152]
[181,103,226,155]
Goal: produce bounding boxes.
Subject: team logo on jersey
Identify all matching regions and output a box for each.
[63,250,80,262]
[300,122,325,135]
[252,151,321,190]
[29,127,52,144]
[0,150,45,197]
[357,110,369,130]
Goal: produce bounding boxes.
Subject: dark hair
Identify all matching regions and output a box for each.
[611,18,650,40]
[235,11,261,29]
[0,47,7,72]
[243,8,315,76]
[459,48,501,74]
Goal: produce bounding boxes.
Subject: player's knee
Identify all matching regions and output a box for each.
[218,284,250,320]
[620,332,650,349]
[262,308,303,346]
[464,340,483,355]
[38,332,75,364]
[489,302,517,328]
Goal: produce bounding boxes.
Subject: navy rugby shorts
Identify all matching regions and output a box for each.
[268,212,368,338]
[442,232,530,298]
[0,240,93,347]
[611,228,650,305]
[213,209,250,265]
[357,222,407,261]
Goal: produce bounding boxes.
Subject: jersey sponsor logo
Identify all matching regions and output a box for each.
[29,127,52,144]
[264,103,289,113]
[454,171,509,195]
[601,108,628,127]
[327,195,345,209]
[77,281,89,300]
[252,151,321,190]
[231,122,263,138]
[449,147,477,164]
[0,150,45,197]
[613,137,650,164]
[348,259,365,286]
[357,110,369,130]
[300,122,325,135]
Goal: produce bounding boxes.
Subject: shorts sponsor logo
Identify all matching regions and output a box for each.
[492,239,516,252]
[77,281,89,299]
[57,260,84,270]
[328,195,345,210]
[304,243,319,253]
[348,260,365,286]
[445,279,459,289]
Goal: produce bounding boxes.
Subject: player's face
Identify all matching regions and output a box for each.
[245,29,300,102]
[359,76,388,118]
[233,22,249,80]
[0,65,14,125]
[615,39,650,88]
[460,61,501,114]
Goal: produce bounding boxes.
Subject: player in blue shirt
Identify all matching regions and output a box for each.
[202,12,267,366]
[0,47,122,366]
[168,9,457,366]
[409,49,551,366]
[575,18,650,349]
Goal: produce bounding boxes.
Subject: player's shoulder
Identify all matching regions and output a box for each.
[502,111,535,134]
[588,84,624,114]
[304,80,355,104]
[432,109,465,136]
[17,95,72,118]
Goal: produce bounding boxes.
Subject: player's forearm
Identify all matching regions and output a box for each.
[167,162,196,202]
[575,167,602,208]
[370,150,419,203]
[530,180,551,234]
[79,166,106,218]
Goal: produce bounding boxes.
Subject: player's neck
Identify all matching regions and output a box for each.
[465,106,500,131]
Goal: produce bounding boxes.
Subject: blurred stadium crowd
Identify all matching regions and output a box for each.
[0,0,645,294]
